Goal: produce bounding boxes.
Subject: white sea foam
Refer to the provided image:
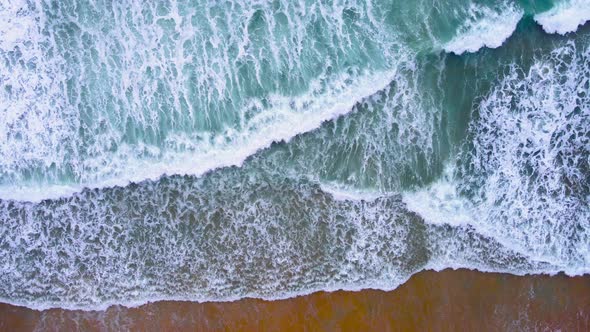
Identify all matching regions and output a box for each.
[464,42,590,267]
[534,0,590,35]
[0,189,567,312]
[407,42,590,271]
[0,178,425,311]
[402,167,476,227]
[0,276,416,312]
[0,2,38,50]
[0,0,73,198]
[403,174,561,268]
[443,4,523,54]
[0,0,401,202]
[0,69,398,202]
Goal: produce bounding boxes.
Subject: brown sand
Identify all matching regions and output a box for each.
[1,268,589,331]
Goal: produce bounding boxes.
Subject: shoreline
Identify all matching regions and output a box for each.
[1,268,589,331]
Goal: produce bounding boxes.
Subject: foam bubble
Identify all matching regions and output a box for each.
[0,1,37,50]
[464,42,590,266]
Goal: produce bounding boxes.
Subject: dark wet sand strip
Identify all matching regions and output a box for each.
[1,268,589,331]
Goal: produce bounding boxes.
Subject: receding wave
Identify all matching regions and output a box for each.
[0,0,403,201]
[0,69,397,202]
[1,0,589,312]
[0,173,559,311]
[406,40,590,275]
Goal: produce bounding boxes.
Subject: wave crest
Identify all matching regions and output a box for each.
[443,4,523,54]
[534,0,590,35]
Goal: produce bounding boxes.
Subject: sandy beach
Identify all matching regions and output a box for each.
[1,268,588,331]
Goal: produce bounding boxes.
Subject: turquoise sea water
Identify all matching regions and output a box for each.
[0,0,589,309]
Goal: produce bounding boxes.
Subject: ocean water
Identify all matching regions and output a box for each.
[0,0,588,310]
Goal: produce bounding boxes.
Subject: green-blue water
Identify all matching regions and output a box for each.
[0,0,588,309]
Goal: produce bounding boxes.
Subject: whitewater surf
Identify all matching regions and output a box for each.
[0,0,588,310]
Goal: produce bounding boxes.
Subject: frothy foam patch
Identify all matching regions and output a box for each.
[0,0,402,202]
[406,41,590,275]
[443,4,523,54]
[402,167,475,226]
[0,175,429,310]
[0,2,37,49]
[0,168,570,311]
[403,171,558,266]
[534,0,590,35]
[0,1,73,192]
[457,41,590,267]
[268,58,445,197]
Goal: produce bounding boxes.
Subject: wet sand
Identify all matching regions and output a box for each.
[1,268,589,331]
